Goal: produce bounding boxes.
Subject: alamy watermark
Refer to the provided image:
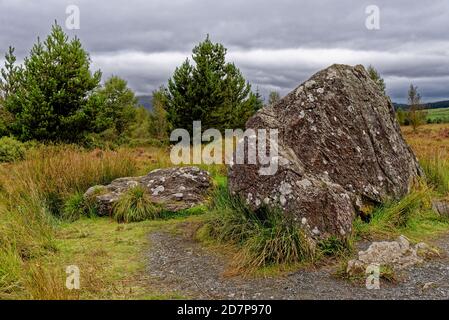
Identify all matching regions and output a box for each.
[65,5,80,30]
[366,264,380,290]
[170,121,279,175]
[365,5,380,30]
[65,265,80,290]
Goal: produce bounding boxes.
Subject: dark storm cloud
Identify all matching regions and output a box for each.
[1,0,448,102]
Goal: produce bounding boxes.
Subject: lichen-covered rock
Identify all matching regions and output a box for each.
[229,64,422,239]
[84,166,212,216]
[346,236,435,276]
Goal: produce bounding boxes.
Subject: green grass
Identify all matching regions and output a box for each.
[0,146,139,298]
[54,215,204,299]
[426,107,449,123]
[353,185,449,242]
[2,139,449,298]
[112,186,162,223]
[420,153,449,195]
[200,183,317,272]
[62,193,93,221]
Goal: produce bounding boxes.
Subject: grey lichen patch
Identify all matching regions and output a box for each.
[152,185,165,196]
[304,80,316,89]
[279,181,293,195]
[296,179,312,189]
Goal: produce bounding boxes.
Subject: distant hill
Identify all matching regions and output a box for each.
[137,95,153,111]
[393,100,449,110]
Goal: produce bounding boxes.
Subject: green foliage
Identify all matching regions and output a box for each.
[408,84,426,131]
[165,36,262,133]
[353,186,441,240]
[62,192,98,221]
[318,236,352,258]
[420,153,449,195]
[112,186,161,223]
[367,65,386,94]
[0,47,21,137]
[2,23,102,142]
[95,76,137,136]
[425,107,449,124]
[0,47,20,98]
[396,108,407,125]
[203,184,316,270]
[149,88,169,142]
[0,136,25,163]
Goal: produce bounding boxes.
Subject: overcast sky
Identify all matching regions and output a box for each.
[1,0,448,103]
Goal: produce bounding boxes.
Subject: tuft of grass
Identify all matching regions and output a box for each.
[201,184,316,271]
[112,186,161,223]
[420,152,449,195]
[353,184,449,242]
[62,192,100,222]
[318,236,353,259]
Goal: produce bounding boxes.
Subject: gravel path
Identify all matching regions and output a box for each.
[146,230,449,300]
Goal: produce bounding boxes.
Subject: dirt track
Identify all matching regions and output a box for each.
[146,230,449,300]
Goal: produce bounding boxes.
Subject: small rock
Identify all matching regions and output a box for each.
[347,235,434,276]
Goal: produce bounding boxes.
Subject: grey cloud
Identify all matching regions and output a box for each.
[1,0,448,103]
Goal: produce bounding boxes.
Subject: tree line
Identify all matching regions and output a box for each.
[0,24,263,148]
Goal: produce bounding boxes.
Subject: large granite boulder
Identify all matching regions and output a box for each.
[229,64,422,239]
[84,166,212,215]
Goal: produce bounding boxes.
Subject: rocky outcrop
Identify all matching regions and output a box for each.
[229,64,422,239]
[346,236,436,275]
[84,166,212,215]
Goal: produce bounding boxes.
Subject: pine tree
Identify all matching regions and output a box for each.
[165,36,262,133]
[95,76,137,136]
[0,47,21,101]
[166,59,193,131]
[5,23,102,142]
[0,47,20,136]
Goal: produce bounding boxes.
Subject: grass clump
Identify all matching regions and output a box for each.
[420,152,449,195]
[353,184,449,241]
[202,183,316,271]
[112,186,161,223]
[318,236,353,259]
[62,192,99,222]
